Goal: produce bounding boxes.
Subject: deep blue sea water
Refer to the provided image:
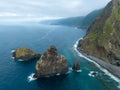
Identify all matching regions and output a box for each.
[0,24,119,90]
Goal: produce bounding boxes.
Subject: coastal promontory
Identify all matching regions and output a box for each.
[78,0,120,66]
[77,0,120,78]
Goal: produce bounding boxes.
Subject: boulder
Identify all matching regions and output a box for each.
[72,60,80,71]
[33,46,68,78]
[12,48,41,61]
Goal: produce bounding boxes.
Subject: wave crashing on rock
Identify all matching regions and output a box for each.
[28,73,37,82]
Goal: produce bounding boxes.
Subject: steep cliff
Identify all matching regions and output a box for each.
[78,0,120,66]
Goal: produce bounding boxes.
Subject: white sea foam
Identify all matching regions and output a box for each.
[11,50,15,59]
[76,70,82,72]
[74,39,120,88]
[88,73,95,77]
[28,73,37,82]
[18,59,24,61]
[11,57,15,59]
[88,71,98,77]
[71,67,82,72]
[69,67,73,71]
[66,67,82,74]
[56,73,60,76]
[66,67,73,74]
[11,50,15,53]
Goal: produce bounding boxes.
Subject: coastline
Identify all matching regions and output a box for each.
[82,53,120,79]
[74,39,120,87]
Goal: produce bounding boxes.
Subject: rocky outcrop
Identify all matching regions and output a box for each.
[33,46,68,78]
[72,60,80,71]
[12,48,41,61]
[78,0,120,66]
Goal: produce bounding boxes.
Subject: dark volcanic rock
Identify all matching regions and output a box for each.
[33,46,68,78]
[72,60,80,71]
[13,48,41,61]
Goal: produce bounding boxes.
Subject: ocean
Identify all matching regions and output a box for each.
[0,23,119,90]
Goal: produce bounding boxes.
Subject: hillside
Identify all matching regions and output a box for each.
[78,0,120,66]
[40,16,84,27]
[40,9,103,29]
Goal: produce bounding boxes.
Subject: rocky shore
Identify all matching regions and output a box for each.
[77,47,120,79]
[77,0,120,66]
[77,0,120,80]
[85,53,120,79]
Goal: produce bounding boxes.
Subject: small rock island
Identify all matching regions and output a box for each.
[12,48,41,61]
[12,46,81,78]
[72,60,80,71]
[33,46,68,78]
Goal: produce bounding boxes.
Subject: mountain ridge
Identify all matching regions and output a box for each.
[78,0,120,66]
[40,9,103,29]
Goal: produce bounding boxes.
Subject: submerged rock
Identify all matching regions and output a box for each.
[88,71,98,77]
[72,60,80,71]
[33,46,68,78]
[12,48,41,61]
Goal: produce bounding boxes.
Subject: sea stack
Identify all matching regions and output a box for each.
[33,46,68,78]
[72,60,80,71]
[12,48,41,61]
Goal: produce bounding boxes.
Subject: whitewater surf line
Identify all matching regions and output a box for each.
[74,38,120,89]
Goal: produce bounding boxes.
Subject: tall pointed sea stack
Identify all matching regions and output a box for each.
[33,46,68,78]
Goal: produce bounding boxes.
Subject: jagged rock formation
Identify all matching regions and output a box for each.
[72,60,80,71]
[12,48,41,61]
[33,46,68,78]
[78,0,120,66]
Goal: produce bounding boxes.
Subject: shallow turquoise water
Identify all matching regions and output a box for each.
[0,24,119,90]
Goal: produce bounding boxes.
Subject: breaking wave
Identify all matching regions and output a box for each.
[74,38,120,88]
[28,73,37,82]
[11,50,15,53]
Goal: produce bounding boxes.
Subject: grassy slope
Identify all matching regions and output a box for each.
[78,0,120,66]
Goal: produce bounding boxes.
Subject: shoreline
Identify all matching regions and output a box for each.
[82,53,120,79]
[74,39,120,87]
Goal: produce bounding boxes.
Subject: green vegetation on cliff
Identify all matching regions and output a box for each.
[13,48,41,61]
[78,0,120,66]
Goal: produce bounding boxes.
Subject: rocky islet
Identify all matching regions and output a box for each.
[33,46,69,78]
[12,48,41,61]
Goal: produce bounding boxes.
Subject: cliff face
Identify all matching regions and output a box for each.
[78,0,120,66]
[33,46,68,78]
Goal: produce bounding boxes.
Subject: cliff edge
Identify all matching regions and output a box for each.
[78,0,120,66]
